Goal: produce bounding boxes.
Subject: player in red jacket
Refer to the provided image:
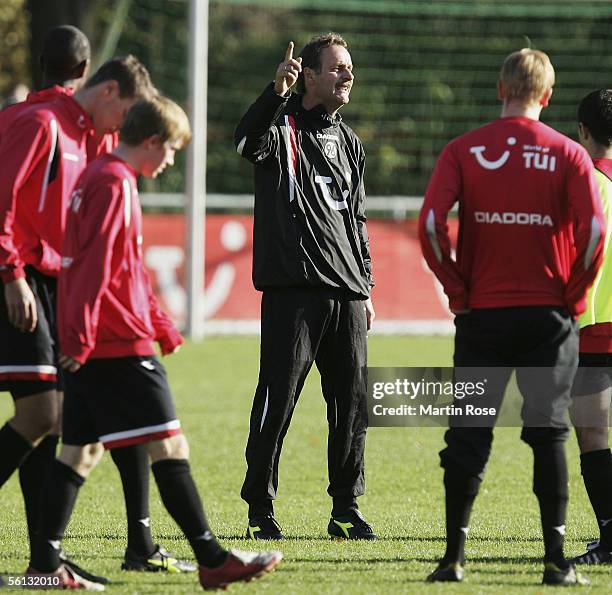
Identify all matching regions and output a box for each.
[0,27,192,579]
[0,25,90,564]
[0,31,154,585]
[26,96,282,591]
[419,49,605,585]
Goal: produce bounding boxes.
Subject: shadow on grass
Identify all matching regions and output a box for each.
[265,555,542,565]
[216,533,553,543]
[217,534,440,542]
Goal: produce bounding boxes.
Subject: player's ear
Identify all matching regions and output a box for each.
[73,59,89,81]
[496,80,505,101]
[578,122,589,143]
[101,79,119,99]
[540,87,553,108]
[303,67,315,89]
[145,134,163,149]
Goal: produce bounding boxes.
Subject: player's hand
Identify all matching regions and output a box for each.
[274,41,302,96]
[163,345,181,356]
[364,297,375,331]
[59,354,82,372]
[4,277,37,332]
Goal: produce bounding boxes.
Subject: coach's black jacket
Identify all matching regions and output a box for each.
[235,83,373,299]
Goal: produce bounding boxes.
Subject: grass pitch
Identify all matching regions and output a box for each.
[0,335,610,593]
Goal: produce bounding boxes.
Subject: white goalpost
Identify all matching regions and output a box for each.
[185,0,209,340]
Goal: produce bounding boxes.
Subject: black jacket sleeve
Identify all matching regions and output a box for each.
[234,83,290,165]
[355,149,374,288]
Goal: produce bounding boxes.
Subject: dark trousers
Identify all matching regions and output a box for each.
[441,306,578,477]
[241,287,368,516]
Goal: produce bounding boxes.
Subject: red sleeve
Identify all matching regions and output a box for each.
[145,269,184,355]
[0,112,53,282]
[418,143,468,312]
[59,180,125,363]
[564,148,606,316]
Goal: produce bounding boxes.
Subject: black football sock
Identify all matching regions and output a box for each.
[110,445,156,556]
[442,467,481,565]
[580,449,612,550]
[152,459,227,568]
[533,442,569,567]
[0,422,32,487]
[19,435,59,558]
[32,461,85,572]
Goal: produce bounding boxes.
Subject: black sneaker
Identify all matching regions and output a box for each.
[426,561,464,582]
[542,562,590,586]
[327,509,377,540]
[586,538,600,551]
[571,546,612,565]
[121,544,197,573]
[246,515,284,540]
[59,551,110,585]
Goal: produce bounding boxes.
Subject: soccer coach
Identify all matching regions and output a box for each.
[419,49,605,585]
[234,33,376,541]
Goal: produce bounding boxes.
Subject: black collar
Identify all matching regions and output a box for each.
[288,94,342,126]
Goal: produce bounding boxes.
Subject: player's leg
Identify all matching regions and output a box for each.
[241,288,328,537]
[28,361,105,585]
[109,444,196,574]
[428,309,511,582]
[16,388,61,559]
[314,297,374,539]
[569,355,612,563]
[100,356,281,590]
[145,433,281,590]
[0,270,59,487]
[0,389,58,486]
[517,306,586,585]
[108,445,155,562]
[0,270,62,558]
[148,434,226,566]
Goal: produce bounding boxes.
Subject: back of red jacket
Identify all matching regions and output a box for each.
[419,116,605,315]
[0,91,92,282]
[59,154,182,363]
[0,86,70,139]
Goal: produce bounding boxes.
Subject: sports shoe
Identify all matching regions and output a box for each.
[60,552,110,584]
[199,549,282,590]
[246,514,284,540]
[426,561,464,582]
[542,562,590,586]
[586,538,600,551]
[571,546,612,565]
[25,564,105,591]
[121,544,197,573]
[327,509,377,540]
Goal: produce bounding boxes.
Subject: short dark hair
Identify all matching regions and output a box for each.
[85,55,154,99]
[295,32,347,94]
[578,89,612,148]
[40,25,90,77]
[120,96,191,147]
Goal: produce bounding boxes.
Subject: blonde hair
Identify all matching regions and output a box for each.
[120,95,191,147]
[499,49,555,103]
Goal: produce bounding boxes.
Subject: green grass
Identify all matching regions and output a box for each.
[0,335,609,593]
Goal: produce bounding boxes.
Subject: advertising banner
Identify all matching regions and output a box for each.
[143,214,457,333]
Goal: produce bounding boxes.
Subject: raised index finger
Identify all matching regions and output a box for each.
[284,41,294,62]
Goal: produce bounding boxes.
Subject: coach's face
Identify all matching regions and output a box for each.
[307,45,354,114]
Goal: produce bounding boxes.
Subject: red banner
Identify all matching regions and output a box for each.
[143,214,456,332]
